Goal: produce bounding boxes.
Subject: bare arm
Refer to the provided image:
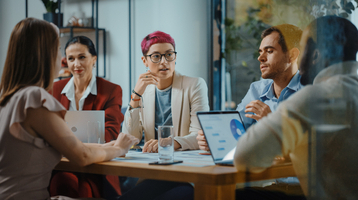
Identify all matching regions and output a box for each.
[23,107,138,167]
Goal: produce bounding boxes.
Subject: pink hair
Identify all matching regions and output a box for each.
[141,31,175,55]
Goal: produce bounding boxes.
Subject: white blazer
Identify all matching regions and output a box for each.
[122,71,210,150]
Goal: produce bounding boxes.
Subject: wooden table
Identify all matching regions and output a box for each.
[55,157,295,200]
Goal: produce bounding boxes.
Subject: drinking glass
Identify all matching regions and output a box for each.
[158,125,174,163]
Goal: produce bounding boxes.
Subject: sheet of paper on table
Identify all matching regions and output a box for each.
[113,150,215,167]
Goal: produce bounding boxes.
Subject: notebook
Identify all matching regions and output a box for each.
[64,111,105,144]
[197,111,246,165]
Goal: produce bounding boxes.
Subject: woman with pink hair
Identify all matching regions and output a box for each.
[122,31,209,152]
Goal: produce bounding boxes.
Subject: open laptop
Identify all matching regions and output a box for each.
[197,111,246,165]
[64,111,105,144]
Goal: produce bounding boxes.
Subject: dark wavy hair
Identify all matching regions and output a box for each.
[65,36,97,56]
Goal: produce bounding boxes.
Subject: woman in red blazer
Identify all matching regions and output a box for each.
[50,36,124,199]
[52,75,123,142]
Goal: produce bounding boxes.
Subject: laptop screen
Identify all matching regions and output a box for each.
[197,111,246,162]
[64,111,105,144]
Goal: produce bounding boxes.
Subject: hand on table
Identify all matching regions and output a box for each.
[114,133,139,155]
[143,139,181,153]
[143,139,159,153]
[197,130,210,151]
[245,100,272,121]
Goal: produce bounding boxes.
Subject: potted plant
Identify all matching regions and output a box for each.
[41,0,63,27]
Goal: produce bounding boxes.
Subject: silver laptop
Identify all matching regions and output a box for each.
[64,111,105,144]
[197,111,246,165]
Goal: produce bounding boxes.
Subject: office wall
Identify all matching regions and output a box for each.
[132,0,209,90]
[0,0,209,106]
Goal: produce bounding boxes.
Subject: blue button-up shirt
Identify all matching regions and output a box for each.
[236,71,303,129]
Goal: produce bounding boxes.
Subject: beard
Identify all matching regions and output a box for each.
[261,56,289,80]
[261,61,288,79]
[261,68,281,79]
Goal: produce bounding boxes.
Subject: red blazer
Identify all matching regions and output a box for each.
[52,77,124,142]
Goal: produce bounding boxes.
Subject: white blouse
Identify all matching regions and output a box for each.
[61,73,97,111]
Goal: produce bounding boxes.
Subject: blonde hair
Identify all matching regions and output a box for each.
[0,18,59,106]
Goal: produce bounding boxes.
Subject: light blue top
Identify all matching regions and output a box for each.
[154,86,173,139]
[236,71,303,129]
[236,71,303,185]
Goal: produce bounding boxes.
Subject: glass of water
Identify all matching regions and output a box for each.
[158,125,174,163]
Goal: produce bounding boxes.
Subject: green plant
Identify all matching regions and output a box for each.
[225,0,358,61]
[274,0,358,18]
[41,0,59,13]
[224,18,243,57]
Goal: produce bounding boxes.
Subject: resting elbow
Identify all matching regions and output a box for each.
[72,152,92,167]
[75,160,89,167]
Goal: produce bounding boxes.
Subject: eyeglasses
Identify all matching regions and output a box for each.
[146,52,177,63]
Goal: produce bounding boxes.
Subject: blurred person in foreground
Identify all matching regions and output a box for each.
[234,16,358,199]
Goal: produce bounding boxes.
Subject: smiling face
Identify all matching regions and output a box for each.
[258,31,290,80]
[141,43,176,80]
[66,43,97,81]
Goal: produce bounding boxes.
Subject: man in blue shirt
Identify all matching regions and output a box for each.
[238,24,303,129]
[196,23,305,200]
[198,24,303,150]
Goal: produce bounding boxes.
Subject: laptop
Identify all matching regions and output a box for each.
[197,111,246,165]
[64,111,105,144]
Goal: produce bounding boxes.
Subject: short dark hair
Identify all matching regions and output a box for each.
[65,36,97,56]
[311,16,358,63]
[261,24,302,53]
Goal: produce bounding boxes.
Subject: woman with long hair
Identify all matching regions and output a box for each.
[0,18,138,199]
